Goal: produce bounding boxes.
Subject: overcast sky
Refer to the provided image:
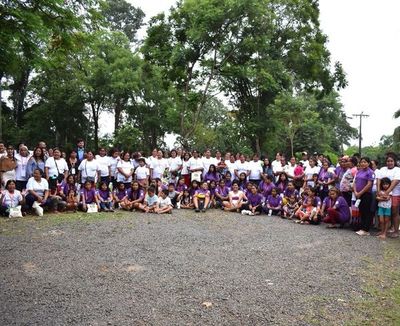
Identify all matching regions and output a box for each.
[125,0,400,147]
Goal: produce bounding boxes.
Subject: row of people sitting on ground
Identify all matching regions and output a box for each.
[0,167,353,227]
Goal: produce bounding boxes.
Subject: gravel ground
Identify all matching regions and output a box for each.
[0,210,387,325]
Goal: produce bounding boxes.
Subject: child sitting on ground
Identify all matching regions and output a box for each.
[178,189,194,209]
[155,189,173,214]
[282,194,299,220]
[295,197,314,224]
[137,186,158,213]
[66,189,78,212]
[96,182,114,212]
[193,181,211,213]
[266,188,282,216]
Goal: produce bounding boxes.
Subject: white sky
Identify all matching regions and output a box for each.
[121,0,400,147]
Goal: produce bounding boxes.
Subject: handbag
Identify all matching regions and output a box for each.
[87,203,98,213]
[191,171,202,182]
[9,205,23,218]
[32,201,44,216]
[54,159,64,183]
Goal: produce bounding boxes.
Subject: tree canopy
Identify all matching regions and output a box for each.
[1,0,357,155]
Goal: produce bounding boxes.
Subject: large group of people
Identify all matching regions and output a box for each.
[0,139,398,239]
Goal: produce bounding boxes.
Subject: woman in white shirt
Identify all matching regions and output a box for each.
[377,153,400,238]
[168,149,182,175]
[78,150,100,185]
[45,148,68,190]
[14,145,31,191]
[109,149,120,187]
[117,151,134,188]
[96,147,111,183]
[25,168,50,211]
[150,150,169,180]
[0,180,24,216]
[304,158,321,187]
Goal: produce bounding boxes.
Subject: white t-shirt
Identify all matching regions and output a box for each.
[14,154,30,181]
[135,166,150,180]
[150,158,169,179]
[168,157,182,173]
[271,160,282,173]
[378,167,400,196]
[45,157,68,178]
[109,156,120,177]
[235,161,250,177]
[78,159,99,182]
[188,157,203,172]
[226,161,237,177]
[2,190,23,207]
[117,160,133,183]
[304,165,321,186]
[26,177,49,197]
[248,161,263,180]
[300,159,310,169]
[181,160,191,175]
[202,157,218,176]
[95,155,111,177]
[157,196,172,208]
[147,156,158,167]
[284,164,297,178]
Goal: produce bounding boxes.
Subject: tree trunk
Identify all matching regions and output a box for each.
[91,103,99,150]
[114,100,123,133]
[11,68,31,127]
[255,136,261,156]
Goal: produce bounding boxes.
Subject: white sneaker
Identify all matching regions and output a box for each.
[241,210,249,215]
[356,230,370,236]
[248,211,255,216]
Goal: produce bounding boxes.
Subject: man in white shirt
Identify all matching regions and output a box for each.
[271,152,282,174]
[234,154,250,179]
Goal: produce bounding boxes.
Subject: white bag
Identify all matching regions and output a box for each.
[9,206,23,218]
[191,171,202,182]
[32,201,44,216]
[87,203,98,213]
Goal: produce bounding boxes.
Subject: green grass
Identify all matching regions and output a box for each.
[303,241,400,326]
[0,210,131,236]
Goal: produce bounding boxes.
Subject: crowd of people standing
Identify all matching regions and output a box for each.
[0,139,398,239]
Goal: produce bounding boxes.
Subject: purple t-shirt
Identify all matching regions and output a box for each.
[323,196,350,223]
[176,184,188,193]
[204,172,219,183]
[209,187,216,197]
[354,168,374,193]
[115,189,127,200]
[81,188,96,204]
[215,185,229,197]
[267,195,281,208]
[259,181,274,197]
[128,188,144,201]
[283,188,299,199]
[195,189,210,198]
[97,189,110,200]
[63,183,76,196]
[225,180,232,188]
[247,193,263,207]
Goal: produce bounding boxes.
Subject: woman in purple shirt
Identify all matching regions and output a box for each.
[241,185,263,215]
[203,164,220,183]
[353,157,375,235]
[321,187,350,228]
[258,175,274,198]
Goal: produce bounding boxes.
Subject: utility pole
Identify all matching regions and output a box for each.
[353,112,369,156]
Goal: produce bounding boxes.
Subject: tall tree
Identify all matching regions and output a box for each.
[101,0,145,42]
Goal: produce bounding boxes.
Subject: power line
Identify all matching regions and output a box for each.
[353,112,369,156]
